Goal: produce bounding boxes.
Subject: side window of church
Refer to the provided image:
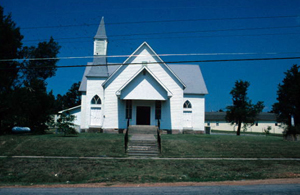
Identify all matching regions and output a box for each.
[183,100,192,109]
[91,95,101,104]
[126,100,132,119]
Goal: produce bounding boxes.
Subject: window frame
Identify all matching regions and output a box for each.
[183,100,192,109]
[91,95,101,105]
[183,100,192,113]
[207,121,210,126]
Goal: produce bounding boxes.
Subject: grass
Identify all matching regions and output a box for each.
[211,130,282,136]
[160,134,300,158]
[1,133,300,185]
[0,158,300,186]
[2,132,298,158]
[0,133,125,157]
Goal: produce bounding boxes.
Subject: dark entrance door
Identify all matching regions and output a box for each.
[136,106,151,125]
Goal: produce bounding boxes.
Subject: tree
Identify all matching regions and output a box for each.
[16,37,61,134]
[64,81,81,109]
[55,112,77,136]
[56,82,81,111]
[21,37,60,82]
[0,6,61,134]
[272,65,300,127]
[12,80,58,133]
[0,6,23,89]
[0,6,23,133]
[226,80,264,136]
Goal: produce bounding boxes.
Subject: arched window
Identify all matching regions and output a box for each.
[183,100,192,108]
[91,95,101,104]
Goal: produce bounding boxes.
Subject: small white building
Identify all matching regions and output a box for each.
[205,112,284,134]
[65,17,208,133]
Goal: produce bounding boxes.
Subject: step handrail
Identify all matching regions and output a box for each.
[124,119,130,153]
[157,119,162,154]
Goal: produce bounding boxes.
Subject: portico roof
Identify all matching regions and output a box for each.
[116,66,172,100]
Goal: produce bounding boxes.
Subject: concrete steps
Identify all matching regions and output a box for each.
[127,126,160,157]
[128,125,157,135]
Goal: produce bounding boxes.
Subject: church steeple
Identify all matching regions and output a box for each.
[94,17,107,39]
[86,17,109,78]
[94,17,108,56]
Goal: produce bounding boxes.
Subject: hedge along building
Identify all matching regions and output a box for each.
[71,17,208,133]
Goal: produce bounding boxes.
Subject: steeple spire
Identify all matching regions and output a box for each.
[87,16,109,78]
[94,17,107,39]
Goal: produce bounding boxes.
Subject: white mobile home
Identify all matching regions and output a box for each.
[205,112,284,134]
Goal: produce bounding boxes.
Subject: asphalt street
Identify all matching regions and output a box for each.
[1,184,300,195]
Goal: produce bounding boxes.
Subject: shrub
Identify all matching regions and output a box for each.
[264,126,272,135]
[56,112,78,136]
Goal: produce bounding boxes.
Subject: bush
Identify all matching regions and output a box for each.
[56,112,78,136]
[264,126,272,135]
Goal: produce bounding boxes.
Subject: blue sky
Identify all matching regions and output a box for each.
[2,0,300,112]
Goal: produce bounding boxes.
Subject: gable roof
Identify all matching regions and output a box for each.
[79,63,118,92]
[169,64,208,95]
[86,56,109,77]
[116,66,173,99]
[102,42,186,89]
[79,43,208,95]
[79,62,92,92]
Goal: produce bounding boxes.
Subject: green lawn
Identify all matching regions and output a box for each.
[1,133,300,186]
[161,134,300,158]
[2,132,298,158]
[0,133,125,157]
[211,129,282,136]
[1,158,300,186]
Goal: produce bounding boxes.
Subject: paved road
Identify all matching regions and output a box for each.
[1,184,300,195]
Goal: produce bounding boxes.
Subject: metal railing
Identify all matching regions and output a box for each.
[124,119,130,153]
[157,119,162,153]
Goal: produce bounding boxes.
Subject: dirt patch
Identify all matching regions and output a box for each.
[2,178,300,188]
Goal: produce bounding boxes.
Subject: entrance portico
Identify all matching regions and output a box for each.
[116,66,172,126]
[125,100,162,126]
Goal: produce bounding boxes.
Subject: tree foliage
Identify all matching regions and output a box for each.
[56,112,78,136]
[12,80,58,133]
[272,64,300,127]
[226,80,264,136]
[0,6,23,90]
[0,6,60,134]
[0,6,23,133]
[55,82,81,111]
[21,37,60,82]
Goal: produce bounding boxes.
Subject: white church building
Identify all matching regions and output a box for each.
[64,17,208,133]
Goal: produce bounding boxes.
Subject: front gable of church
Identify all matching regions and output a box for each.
[102,42,186,94]
[116,66,173,100]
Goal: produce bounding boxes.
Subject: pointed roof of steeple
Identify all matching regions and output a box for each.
[94,17,107,39]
